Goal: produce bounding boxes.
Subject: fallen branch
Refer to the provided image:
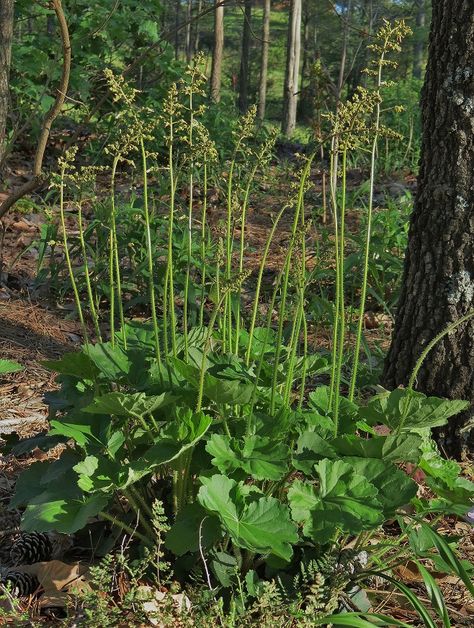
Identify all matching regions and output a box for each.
[0,0,71,220]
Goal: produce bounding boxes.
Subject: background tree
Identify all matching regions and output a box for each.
[210,0,224,102]
[257,0,271,121]
[412,0,426,79]
[238,0,252,113]
[0,0,14,168]
[384,0,474,457]
[281,0,302,136]
[185,0,193,62]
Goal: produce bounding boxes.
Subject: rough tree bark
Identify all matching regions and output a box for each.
[238,0,252,113]
[281,0,302,137]
[384,0,474,457]
[0,0,14,168]
[413,0,426,80]
[210,0,224,103]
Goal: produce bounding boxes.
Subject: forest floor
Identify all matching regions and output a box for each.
[0,155,473,625]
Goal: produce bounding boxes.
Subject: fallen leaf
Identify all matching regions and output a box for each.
[17,560,90,608]
[11,220,36,233]
[395,561,424,582]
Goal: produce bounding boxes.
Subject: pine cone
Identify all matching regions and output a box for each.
[1,571,40,597]
[9,532,53,566]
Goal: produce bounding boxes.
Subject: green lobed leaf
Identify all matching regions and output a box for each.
[74,455,150,492]
[86,342,131,381]
[83,391,173,417]
[345,457,418,513]
[207,434,289,481]
[172,358,254,406]
[198,475,298,561]
[289,459,385,543]
[143,410,212,468]
[42,352,99,380]
[165,503,222,556]
[21,491,109,534]
[359,388,469,431]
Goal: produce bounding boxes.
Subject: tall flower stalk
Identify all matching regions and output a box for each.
[56,149,89,344]
[224,106,256,353]
[162,84,181,358]
[234,130,276,356]
[348,20,411,401]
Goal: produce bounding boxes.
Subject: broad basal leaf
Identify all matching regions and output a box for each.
[22,490,109,534]
[172,358,254,406]
[74,455,150,492]
[83,391,173,417]
[43,352,99,380]
[293,431,337,474]
[143,410,212,467]
[324,434,422,463]
[165,503,222,556]
[308,387,359,434]
[289,460,384,543]
[114,322,157,353]
[86,342,131,381]
[346,457,417,513]
[207,434,289,481]
[11,459,77,508]
[239,327,277,360]
[198,475,298,561]
[359,388,469,431]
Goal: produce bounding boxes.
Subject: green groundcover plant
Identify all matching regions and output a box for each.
[6,322,474,624]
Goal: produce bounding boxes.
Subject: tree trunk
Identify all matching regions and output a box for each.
[337,0,352,103]
[193,0,203,55]
[281,0,302,137]
[383,0,474,457]
[0,0,14,168]
[210,0,224,103]
[174,0,180,59]
[257,0,270,121]
[185,0,193,63]
[238,0,252,113]
[413,0,426,79]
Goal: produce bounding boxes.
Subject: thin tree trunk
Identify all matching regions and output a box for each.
[0,0,14,168]
[383,0,474,457]
[281,0,302,137]
[412,0,426,79]
[238,0,252,113]
[210,0,224,103]
[185,0,193,63]
[301,1,310,83]
[257,0,270,121]
[193,0,203,54]
[337,0,352,103]
[174,0,180,59]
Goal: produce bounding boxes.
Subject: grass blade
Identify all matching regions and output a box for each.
[421,523,474,597]
[312,612,413,627]
[374,573,437,628]
[416,560,451,628]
